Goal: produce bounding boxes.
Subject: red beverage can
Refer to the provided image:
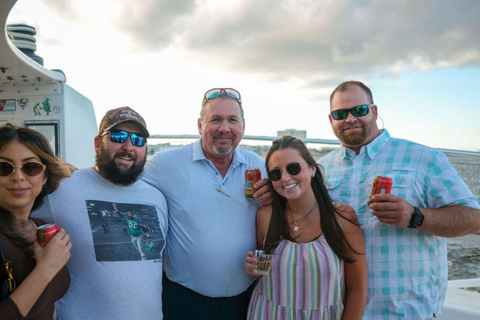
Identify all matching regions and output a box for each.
[245,168,262,198]
[368,176,393,204]
[36,224,60,247]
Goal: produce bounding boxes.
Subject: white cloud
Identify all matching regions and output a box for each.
[6,0,480,151]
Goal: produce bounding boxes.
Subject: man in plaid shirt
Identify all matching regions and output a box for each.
[318,80,480,320]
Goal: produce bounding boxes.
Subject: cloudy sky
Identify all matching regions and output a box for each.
[8,0,480,151]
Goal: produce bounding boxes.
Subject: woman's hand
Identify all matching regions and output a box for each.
[245,251,260,278]
[6,228,72,317]
[33,228,72,282]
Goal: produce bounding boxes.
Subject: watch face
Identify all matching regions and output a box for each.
[413,214,424,227]
[409,207,424,228]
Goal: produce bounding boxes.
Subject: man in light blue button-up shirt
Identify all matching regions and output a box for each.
[318,81,480,320]
[142,88,271,320]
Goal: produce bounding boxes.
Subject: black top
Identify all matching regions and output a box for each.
[0,218,70,319]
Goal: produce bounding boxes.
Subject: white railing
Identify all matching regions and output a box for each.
[150,134,480,157]
[448,278,480,288]
[149,134,341,145]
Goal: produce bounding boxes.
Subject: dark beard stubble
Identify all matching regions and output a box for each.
[95,144,147,185]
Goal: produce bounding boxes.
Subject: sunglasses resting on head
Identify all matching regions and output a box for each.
[0,161,46,177]
[331,104,374,120]
[101,129,147,147]
[268,162,307,181]
[202,88,242,106]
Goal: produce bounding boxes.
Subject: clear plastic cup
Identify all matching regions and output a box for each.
[253,250,274,275]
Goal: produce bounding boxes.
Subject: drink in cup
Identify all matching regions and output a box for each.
[253,250,274,275]
[36,224,60,246]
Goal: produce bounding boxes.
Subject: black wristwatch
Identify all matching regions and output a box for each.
[408,207,424,229]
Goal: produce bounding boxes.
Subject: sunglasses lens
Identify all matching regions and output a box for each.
[110,130,146,147]
[110,131,128,144]
[267,169,282,181]
[223,89,241,100]
[286,163,302,175]
[205,89,222,100]
[351,105,369,117]
[0,162,14,176]
[268,163,303,181]
[331,109,348,120]
[22,162,45,176]
[130,133,146,147]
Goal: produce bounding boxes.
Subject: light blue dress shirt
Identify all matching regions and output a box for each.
[142,138,266,297]
[318,130,480,320]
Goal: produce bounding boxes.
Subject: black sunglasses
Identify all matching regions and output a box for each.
[331,104,373,120]
[0,161,46,177]
[268,162,306,181]
[102,130,147,147]
[202,88,242,106]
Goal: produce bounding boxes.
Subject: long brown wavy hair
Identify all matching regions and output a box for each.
[263,135,358,263]
[0,124,70,254]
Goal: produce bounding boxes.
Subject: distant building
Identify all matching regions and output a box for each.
[277,129,307,138]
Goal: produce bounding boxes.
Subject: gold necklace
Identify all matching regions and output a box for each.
[287,201,317,232]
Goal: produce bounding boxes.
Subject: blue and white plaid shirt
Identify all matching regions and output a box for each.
[318,130,480,320]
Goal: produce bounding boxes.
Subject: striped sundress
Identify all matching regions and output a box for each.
[246,235,345,320]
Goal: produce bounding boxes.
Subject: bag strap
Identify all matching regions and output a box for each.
[0,236,16,300]
[0,237,8,264]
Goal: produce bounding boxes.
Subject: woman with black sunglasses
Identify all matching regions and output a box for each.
[0,124,71,319]
[245,136,367,320]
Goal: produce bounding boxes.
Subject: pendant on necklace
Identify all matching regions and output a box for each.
[288,201,317,233]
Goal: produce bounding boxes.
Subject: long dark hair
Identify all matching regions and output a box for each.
[263,135,358,263]
[0,124,69,254]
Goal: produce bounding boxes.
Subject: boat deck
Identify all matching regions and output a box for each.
[438,287,480,319]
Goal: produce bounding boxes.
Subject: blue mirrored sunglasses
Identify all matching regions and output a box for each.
[331,104,374,120]
[202,88,242,105]
[102,130,147,147]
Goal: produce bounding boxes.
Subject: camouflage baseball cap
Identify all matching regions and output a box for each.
[98,106,150,137]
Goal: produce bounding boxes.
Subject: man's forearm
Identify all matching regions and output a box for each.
[418,205,480,237]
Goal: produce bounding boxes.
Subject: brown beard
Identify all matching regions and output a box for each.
[340,127,367,146]
[338,114,378,147]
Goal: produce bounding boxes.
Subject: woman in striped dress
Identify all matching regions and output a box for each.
[245,136,367,320]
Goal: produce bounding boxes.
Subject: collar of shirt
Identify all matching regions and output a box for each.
[339,129,391,160]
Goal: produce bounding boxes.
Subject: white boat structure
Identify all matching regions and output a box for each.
[1,0,479,318]
[0,0,96,168]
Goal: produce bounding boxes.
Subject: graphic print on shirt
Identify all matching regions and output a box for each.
[86,200,165,262]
